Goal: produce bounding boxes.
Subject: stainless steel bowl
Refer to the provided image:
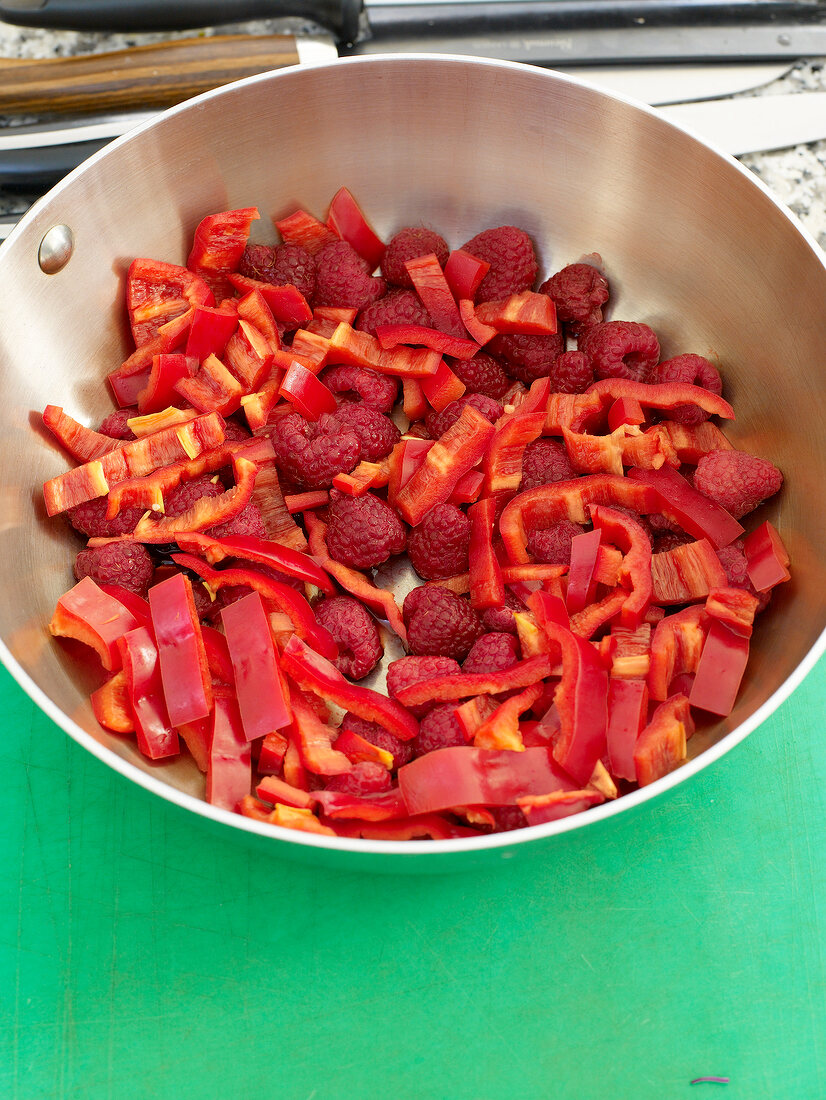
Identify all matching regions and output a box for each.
[2,54,824,869]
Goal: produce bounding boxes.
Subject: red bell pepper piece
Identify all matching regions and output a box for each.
[186,206,260,300]
[289,690,353,776]
[206,691,252,810]
[313,305,358,326]
[404,252,465,338]
[280,635,419,743]
[174,352,245,416]
[42,405,123,464]
[126,257,214,348]
[327,322,441,378]
[237,289,281,353]
[275,208,340,254]
[688,619,750,716]
[221,591,291,740]
[444,248,490,300]
[332,460,387,496]
[543,392,605,435]
[647,604,709,701]
[458,299,497,345]
[327,814,483,841]
[279,361,337,420]
[304,512,408,643]
[472,682,545,751]
[256,774,314,810]
[568,587,628,640]
[608,621,652,679]
[133,454,257,541]
[49,577,139,672]
[517,788,605,826]
[256,731,290,775]
[226,273,313,327]
[590,504,653,627]
[311,786,408,822]
[626,465,744,548]
[147,571,213,727]
[116,625,180,759]
[467,496,506,610]
[586,377,735,421]
[249,463,309,552]
[482,385,547,496]
[375,323,479,360]
[90,669,134,734]
[393,654,553,709]
[175,531,335,594]
[136,353,198,414]
[184,303,238,362]
[453,695,500,742]
[607,395,646,431]
[171,552,338,660]
[474,291,558,335]
[284,489,329,514]
[606,677,648,782]
[398,745,578,816]
[333,727,394,769]
[285,328,331,372]
[435,564,567,601]
[326,186,385,270]
[650,538,728,605]
[401,377,428,421]
[539,619,609,785]
[223,319,275,391]
[109,307,194,406]
[564,528,602,615]
[742,520,791,591]
[658,420,734,463]
[561,425,625,477]
[449,468,485,506]
[705,586,760,638]
[634,693,694,786]
[394,405,497,525]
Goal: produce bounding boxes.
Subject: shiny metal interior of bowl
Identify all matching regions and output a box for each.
[1,55,824,856]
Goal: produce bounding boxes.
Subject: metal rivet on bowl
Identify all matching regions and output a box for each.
[38,224,74,275]
[777,32,792,46]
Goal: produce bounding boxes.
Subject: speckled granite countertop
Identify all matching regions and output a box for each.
[0,21,825,249]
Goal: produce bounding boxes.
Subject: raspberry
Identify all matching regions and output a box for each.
[323,760,392,796]
[221,419,253,443]
[164,474,224,516]
[314,240,387,310]
[68,496,144,538]
[424,393,502,440]
[448,353,513,400]
[480,590,524,635]
[579,320,660,383]
[526,520,583,564]
[403,585,483,660]
[490,806,528,832]
[98,407,136,440]
[339,712,414,769]
[520,438,576,491]
[271,411,361,489]
[462,632,520,675]
[692,450,783,519]
[381,227,450,287]
[356,288,431,336]
[487,332,565,385]
[386,654,462,716]
[239,241,316,301]
[540,263,610,333]
[651,353,723,425]
[652,530,695,554]
[547,350,594,394]
[461,226,539,303]
[325,489,407,570]
[321,364,398,414]
[333,401,401,462]
[74,541,154,595]
[411,703,466,756]
[208,502,267,540]
[407,503,471,580]
[313,594,383,680]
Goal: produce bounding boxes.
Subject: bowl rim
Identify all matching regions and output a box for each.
[8,51,826,858]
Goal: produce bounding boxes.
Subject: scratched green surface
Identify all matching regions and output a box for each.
[1,655,825,1100]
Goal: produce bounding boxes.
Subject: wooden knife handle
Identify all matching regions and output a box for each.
[0,34,304,115]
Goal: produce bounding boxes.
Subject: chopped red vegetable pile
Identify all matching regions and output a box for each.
[43,187,790,842]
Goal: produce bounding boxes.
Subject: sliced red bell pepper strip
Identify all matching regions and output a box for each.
[226,273,313,327]
[394,405,497,526]
[561,425,626,477]
[289,690,353,776]
[688,619,750,716]
[393,654,553,709]
[304,512,408,643]
[137,353,198,414]
[223,319,274,391]
[240,380,283,432]
[327,813,482,841]
[49,577,140,671]
[704,585,760,638]
[221,590,291,740]
[279,361,337,420]
[517,788,605,826]
[285,328,331,373]
[607,395,646,431]
[326,186,385,271]
[311,787,408,822]
[133,454,257,542]
[200,623,234,685]
[148,571,212,727]
[619,424,680,471]
[126,257,214,348]
[174,352,245,416]
[237,288,281,352]
[257,730,289,774]
[249,463,309,551]
[116,625,180,760]
[401,377,428,421]
[313,305,358,326]
[280,634,419,743]
[586,377,734,420]
[256,774,314,810]
[568,587,628,640]
[42,405,127,464]
[444,249,490,301]
[90,669,134,734]
[333,727,394,769]
[742,520,791,591]
[472,682,544,751]
[275,208,340,254]
[109,307,194,406]
[404,253,465,338]
[175,531,334,594]
[482,394,547,497]
[187,206,260,300]
[647,604,709,701]
[284,490,329,514]
[177,716,211,773]
[474,290,558,335]
[206,690,252,810]
[467,496,506,610]
[327,322,441,378]
[609,621,652,679]
[449,469,485,506]
[650,538,728,605]
[659,420,734,464]
[606,677,648,782]
[634,693,694,786]
[543,392,606,435]
[184,303,238,362]
[590,504,653,627]
[626,465,744,548]
[398,745,578,816]
[375,323,479,360]
[458,299,497,345]
[434,563,567,598]
[171,553,338,660]
[453,695,500,742]
[564,528,602,615]
[332,460,387,496]
[539,619,609,785]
